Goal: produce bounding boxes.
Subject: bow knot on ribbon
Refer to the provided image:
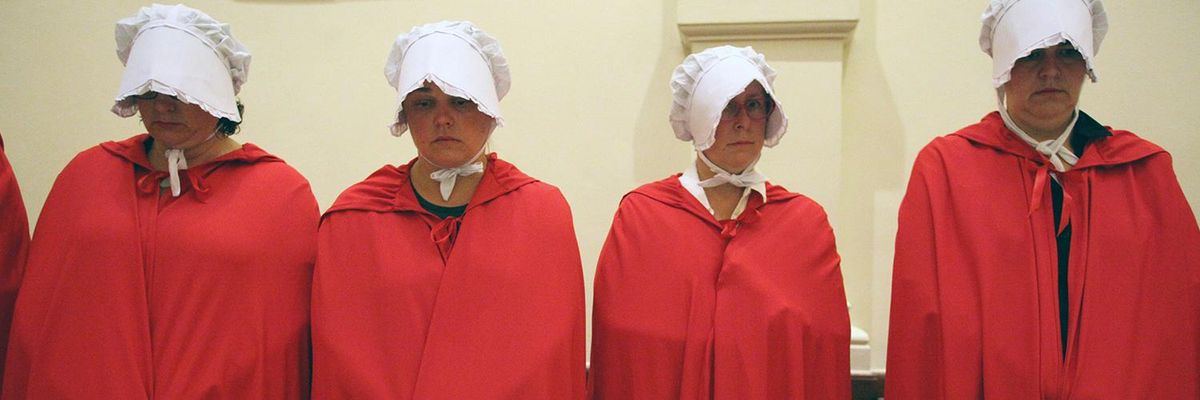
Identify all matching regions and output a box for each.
[998,94,1077,236]
[136,168,211,202]
[696,151,767,189]
[719,220,740,239]
[429,162,484,201]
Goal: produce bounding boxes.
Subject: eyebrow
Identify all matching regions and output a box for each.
[404,91,435,101]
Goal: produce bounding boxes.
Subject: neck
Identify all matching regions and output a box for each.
[148,134,238,171]
[1004,108,1078,156]
[694,157,745,193]
[695,150,755,178]
[999,96,1076,141]
[694,157,746,220]
[1013,115,1073,142]
[695,157,719,179]
[410,155,487,207]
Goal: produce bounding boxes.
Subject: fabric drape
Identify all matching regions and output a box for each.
[886,112,1200,399]
[3,134,318,399]
[589,177,849,399]
[312,154,586,399]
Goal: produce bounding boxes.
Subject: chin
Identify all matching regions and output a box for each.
[718,160,755,173]
[1030,107,1076,121]
[426,155,474,168]
[148,132,192,146]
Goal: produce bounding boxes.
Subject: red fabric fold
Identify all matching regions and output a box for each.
[312,154,586,399]
[589,176,850,399]
[3,134,318,399]
[887,112,1200,399]
[0,133,30,388]
[428,216,461,264]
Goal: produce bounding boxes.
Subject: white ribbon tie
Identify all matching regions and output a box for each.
[696,150,767,188]
[999,94,1079,172]
[429,161,484,201]
[164,148,188,197]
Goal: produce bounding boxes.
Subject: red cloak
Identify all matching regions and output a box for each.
[588,177,850,399]
[3,134,318,399]
[886,112,1200,399]
[0,134,29,386]
[311,154,586,399]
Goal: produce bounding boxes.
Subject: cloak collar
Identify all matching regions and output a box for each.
[954,111,1163,170]
[955,111,1165,235]
[325,152,538,216]
[629,175,800,238]
[98,134,281,201]
[99,133,279,170]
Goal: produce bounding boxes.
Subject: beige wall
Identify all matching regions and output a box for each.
[2,0,1197,370]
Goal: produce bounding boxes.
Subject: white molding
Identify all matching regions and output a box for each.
[850,325,871,374]
[678,19,857,49]
[852,368,887,378]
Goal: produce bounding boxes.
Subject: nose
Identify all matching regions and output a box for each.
[1038,54,1063,79]
[151,96,177,113]
[733,107,751,131]
[433,105,455,129]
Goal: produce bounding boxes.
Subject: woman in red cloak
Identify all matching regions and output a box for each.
[588,45,850,399]
[3,5,318,399]
[887,1,1200,398]
[311,21,586,399]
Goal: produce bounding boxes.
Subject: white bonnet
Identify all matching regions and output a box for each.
[384,21,510,136]
[980,0,1108,88]
[112,3,251,121]
[669,45,788,151]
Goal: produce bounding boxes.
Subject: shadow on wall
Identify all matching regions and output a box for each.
[633,0,689,185]
[839,0,908,365]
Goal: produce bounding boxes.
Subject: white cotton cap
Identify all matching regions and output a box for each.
[980,0,1108,88]
[669,46,787,152]
[385,21,510,136]
[112,4,250,122]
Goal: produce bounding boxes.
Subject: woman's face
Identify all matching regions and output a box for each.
[702,81,769,173]
[402,82,493,167]
[136,93,220,149]
[1003,42,1087,134]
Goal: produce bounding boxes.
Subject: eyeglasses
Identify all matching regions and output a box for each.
[720,97,773,121]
